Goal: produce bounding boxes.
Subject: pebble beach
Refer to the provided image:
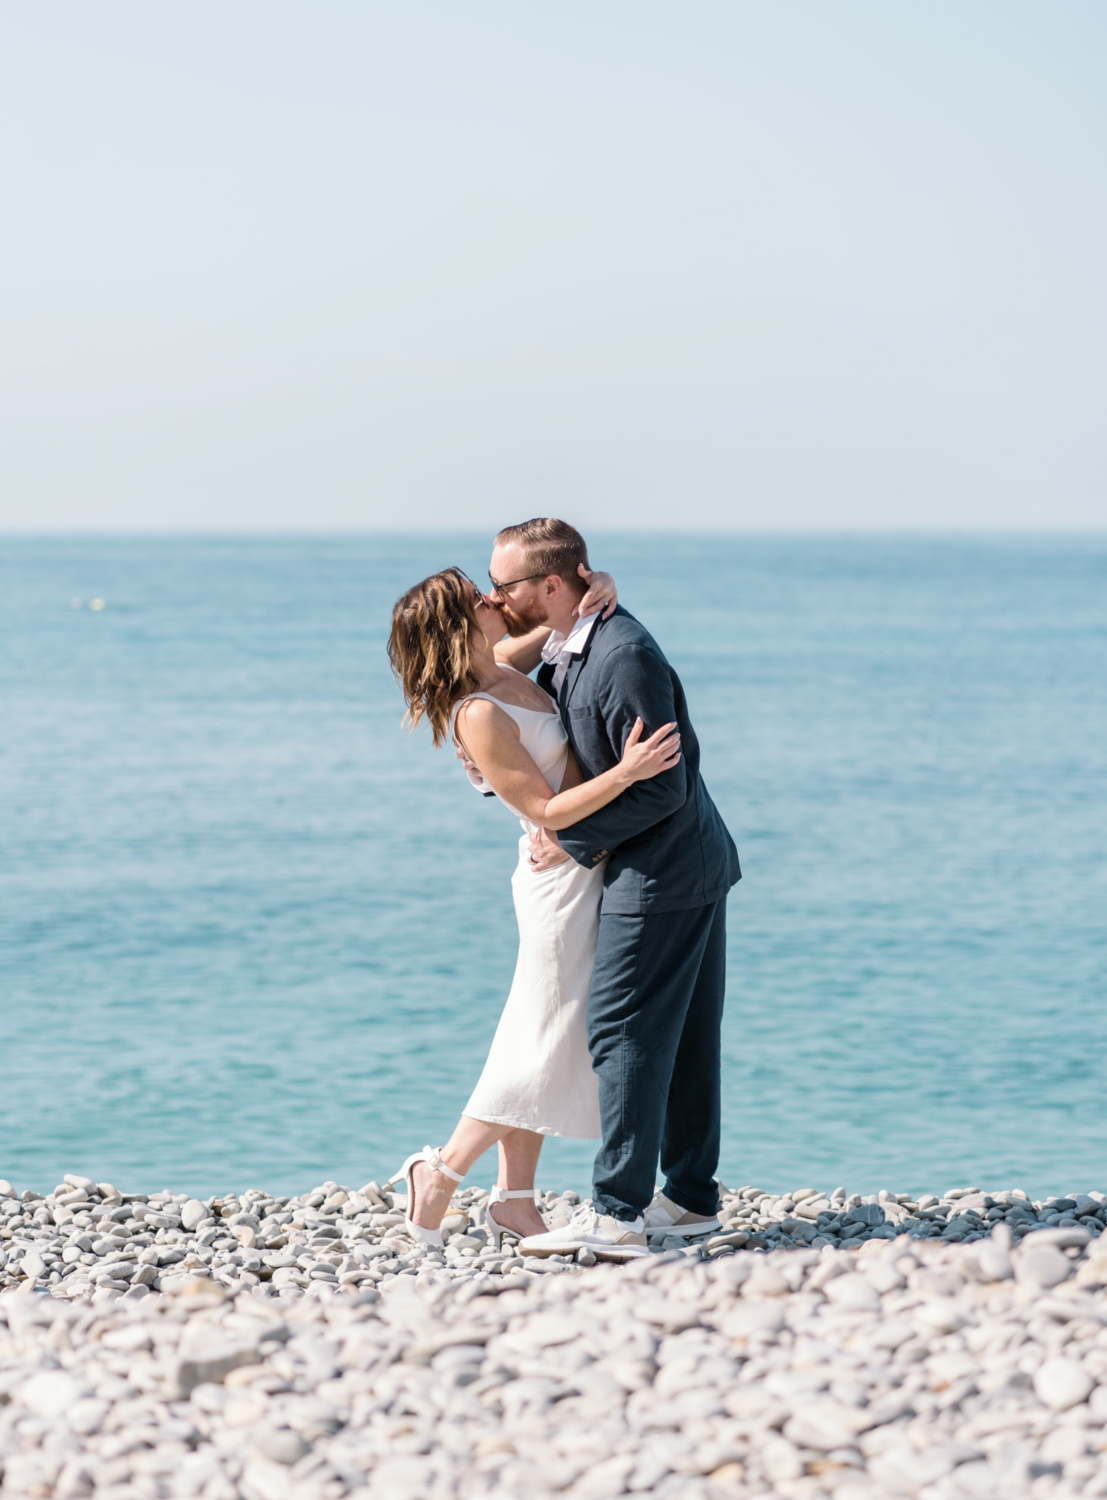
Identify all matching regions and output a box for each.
[4,1177,1107,1500]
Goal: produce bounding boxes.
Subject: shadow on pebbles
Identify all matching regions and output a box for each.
[3,1177,1107,1498]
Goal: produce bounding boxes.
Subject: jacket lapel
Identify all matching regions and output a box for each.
[559,609,610,717]
[558,652,585,717]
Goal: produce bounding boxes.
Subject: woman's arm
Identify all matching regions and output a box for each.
[493,624,552,674]
[454,699,680,832]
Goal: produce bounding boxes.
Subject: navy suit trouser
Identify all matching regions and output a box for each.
[587,897,727,1222]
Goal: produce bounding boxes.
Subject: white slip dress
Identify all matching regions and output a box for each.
[454,683,604,1139]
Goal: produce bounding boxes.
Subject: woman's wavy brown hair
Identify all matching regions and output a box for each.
[388,568,484,747]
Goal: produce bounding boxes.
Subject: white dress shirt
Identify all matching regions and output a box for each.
[541,610,601,696]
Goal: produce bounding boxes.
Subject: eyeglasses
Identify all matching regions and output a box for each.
[488,571,544,596]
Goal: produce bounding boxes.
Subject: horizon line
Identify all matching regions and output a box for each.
[3,524,1105,540]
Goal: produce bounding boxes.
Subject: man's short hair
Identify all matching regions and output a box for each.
[496,517,589,593]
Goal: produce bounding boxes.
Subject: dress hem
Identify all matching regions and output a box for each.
[463,1109,600,1141]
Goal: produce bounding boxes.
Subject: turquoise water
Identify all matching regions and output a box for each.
[2,535,1104,1201]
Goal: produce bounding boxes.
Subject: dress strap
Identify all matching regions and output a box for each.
[453,691,508,721]
[454,692,534,733]
[456,691,555,718]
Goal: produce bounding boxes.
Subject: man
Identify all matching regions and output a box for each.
[488,518,741,1258]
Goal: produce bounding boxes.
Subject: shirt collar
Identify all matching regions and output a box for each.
[540,610,601,667]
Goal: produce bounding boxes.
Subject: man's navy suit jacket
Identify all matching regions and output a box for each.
[537,605,741,915]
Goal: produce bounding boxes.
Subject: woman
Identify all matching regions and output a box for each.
[386,566,680,1248]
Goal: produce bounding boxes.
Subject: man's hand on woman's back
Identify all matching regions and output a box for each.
[528,827,572,870]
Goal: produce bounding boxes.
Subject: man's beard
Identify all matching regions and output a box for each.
[499,595,550,638]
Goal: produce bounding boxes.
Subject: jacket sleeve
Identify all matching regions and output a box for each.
[557,643,687,866]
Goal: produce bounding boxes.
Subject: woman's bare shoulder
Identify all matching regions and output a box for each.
[454,695,519,737]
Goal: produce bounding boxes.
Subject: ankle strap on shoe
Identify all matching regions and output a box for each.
[422,1145,464,1183]
[488,1186,538,1204]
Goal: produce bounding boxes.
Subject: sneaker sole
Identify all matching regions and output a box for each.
[645,1221,721,1240]
[521,1243,649,1261]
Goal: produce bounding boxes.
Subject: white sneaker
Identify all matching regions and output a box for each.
[519,1203,649,1260]
[644,1189,720,1240]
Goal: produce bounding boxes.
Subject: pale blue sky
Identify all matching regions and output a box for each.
[2,3,1103,531]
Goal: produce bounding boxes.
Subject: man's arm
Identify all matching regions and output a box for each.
[557,645,687,865]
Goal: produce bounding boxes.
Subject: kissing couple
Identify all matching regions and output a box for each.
[387,518,741,1260]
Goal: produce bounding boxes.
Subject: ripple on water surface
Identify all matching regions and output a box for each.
[1,534,1104,1197]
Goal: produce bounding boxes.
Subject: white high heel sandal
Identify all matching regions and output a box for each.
[385,1145,464,1249]
[483,1186,540,1252]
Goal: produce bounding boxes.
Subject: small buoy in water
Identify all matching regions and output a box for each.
[89,599,106,611]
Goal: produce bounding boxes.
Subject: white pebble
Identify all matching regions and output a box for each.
[1,1175,1103,1499]
[1034,1357,1094,1410]
[21,1371,85,1419]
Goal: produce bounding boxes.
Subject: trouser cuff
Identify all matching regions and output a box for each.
[663,1179,720,1218]
[592,1194,646,1223]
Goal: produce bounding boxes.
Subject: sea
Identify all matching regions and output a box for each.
[2,534,1104,1203]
